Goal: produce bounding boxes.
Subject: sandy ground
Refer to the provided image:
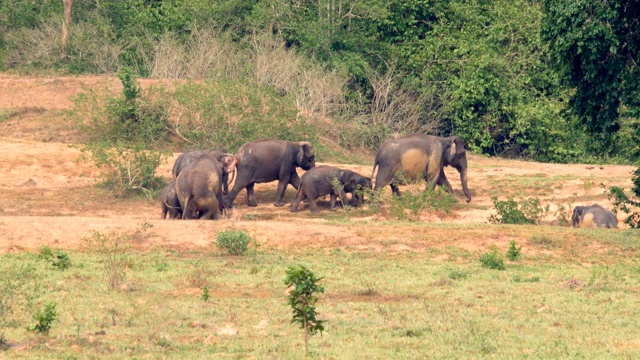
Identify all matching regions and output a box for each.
[0,74,635,254]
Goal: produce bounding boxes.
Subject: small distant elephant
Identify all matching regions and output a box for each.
[224,139,316,208]
[372,134,472,203]
[572,204,618,228]
[161,182,182,219]
[290,166,372,212]
[175,154,238,220]
[172,148,235,195]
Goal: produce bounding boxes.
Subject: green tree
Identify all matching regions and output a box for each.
[541,0,640,154]
[284,265,325,355]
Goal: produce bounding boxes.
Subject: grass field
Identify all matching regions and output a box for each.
[1,224,639,359]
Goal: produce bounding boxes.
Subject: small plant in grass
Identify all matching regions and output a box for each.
[505,240,522,261]
[448,269,469,280]
[202,287,210,302]
[284,265,325,356]
[83,231,131,290]
[479,244,505,270]
[38,246,71,270]
[373,184,458,221]
[489,196,549,224]
[216,229,253,255]
[28,302,57,335]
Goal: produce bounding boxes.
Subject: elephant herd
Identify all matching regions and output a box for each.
[160,135,618,228]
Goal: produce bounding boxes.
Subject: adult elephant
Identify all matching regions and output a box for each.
[223,139,316,208]
[371,134,472,203]
[175,154,238,220]
[172,148,235,195]
[572,204,618,228]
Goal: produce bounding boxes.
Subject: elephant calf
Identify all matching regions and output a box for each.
[290,166,372,213]
[572,204,618,228]
[161,182,182,219]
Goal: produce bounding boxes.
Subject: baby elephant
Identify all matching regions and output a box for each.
[572,204,618,228]
[161,182,182,219]
[290,166,372,212]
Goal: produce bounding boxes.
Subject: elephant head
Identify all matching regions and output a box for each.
[444,136,472,203]
[571,206,585,227]
[340,171,372,206]
[296,141,316,170]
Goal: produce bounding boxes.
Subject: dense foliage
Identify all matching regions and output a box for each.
[541,0,640,156]
[1,0,638,163]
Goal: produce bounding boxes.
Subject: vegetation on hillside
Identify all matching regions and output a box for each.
[0,0,638,164]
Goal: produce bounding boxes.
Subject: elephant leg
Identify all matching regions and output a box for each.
[309,197,320,212]
[290,189,305,213]
[289,171,301,190]
[329,193,339,211]
[274,172,293,207]
[436,169,453,193]
[390,183,402,197]
[246,183,258,207]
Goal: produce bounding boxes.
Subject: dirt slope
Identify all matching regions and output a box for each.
[0,74,635,254]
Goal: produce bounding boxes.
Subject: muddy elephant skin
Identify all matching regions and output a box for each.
[572,204,617,228]
[172,148,235,195]
[224,139,316,208]
[175,155,237,220]
[372,134,472,203]
[290,165,372,212]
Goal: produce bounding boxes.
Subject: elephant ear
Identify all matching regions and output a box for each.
[449,136,466,156]
[297,141,313,164]
[221,154,238,174]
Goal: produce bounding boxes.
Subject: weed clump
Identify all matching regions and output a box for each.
[489,196,548,224]
[505,240,522,261]
[216,229,253,256]
[479,244,505,270]
[38,246,71,270]
[28,302,57,335]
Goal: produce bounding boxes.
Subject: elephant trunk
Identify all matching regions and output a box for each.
[457,157,472,203]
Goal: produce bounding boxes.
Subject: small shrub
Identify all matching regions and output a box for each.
[202,287,210,302]
[608,167,640,228]
[374,185,458,221]
[38,246,71,270]
[479,244,505,270]
[72,68,171,145]
[83,231,131,291]
[505,240,522,261]
[489,196,549,224]
[216,229,253,256]
[284,265,325,356]
[81,141,167,198]
[29,302,57,335]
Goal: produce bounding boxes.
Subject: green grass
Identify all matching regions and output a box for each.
[1,231,639,359]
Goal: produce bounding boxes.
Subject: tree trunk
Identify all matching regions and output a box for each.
[62,0,73,48]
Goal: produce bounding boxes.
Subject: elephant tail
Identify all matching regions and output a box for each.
[371,157,379,182]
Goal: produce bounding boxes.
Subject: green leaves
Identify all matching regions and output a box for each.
[284,265,325,354]
[541,0,640,154]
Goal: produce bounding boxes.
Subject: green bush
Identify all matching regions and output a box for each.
[171,80,318,151]
[216,229,253,256]
[609,167,640,228]
[489,196,549,225]
[38,246,71,270]
[29,301,57,335]
[72,68,171,145]
[375,186,458,221]
[479,245,506,270]
[505,240,522,261]
[81,141,167,198]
